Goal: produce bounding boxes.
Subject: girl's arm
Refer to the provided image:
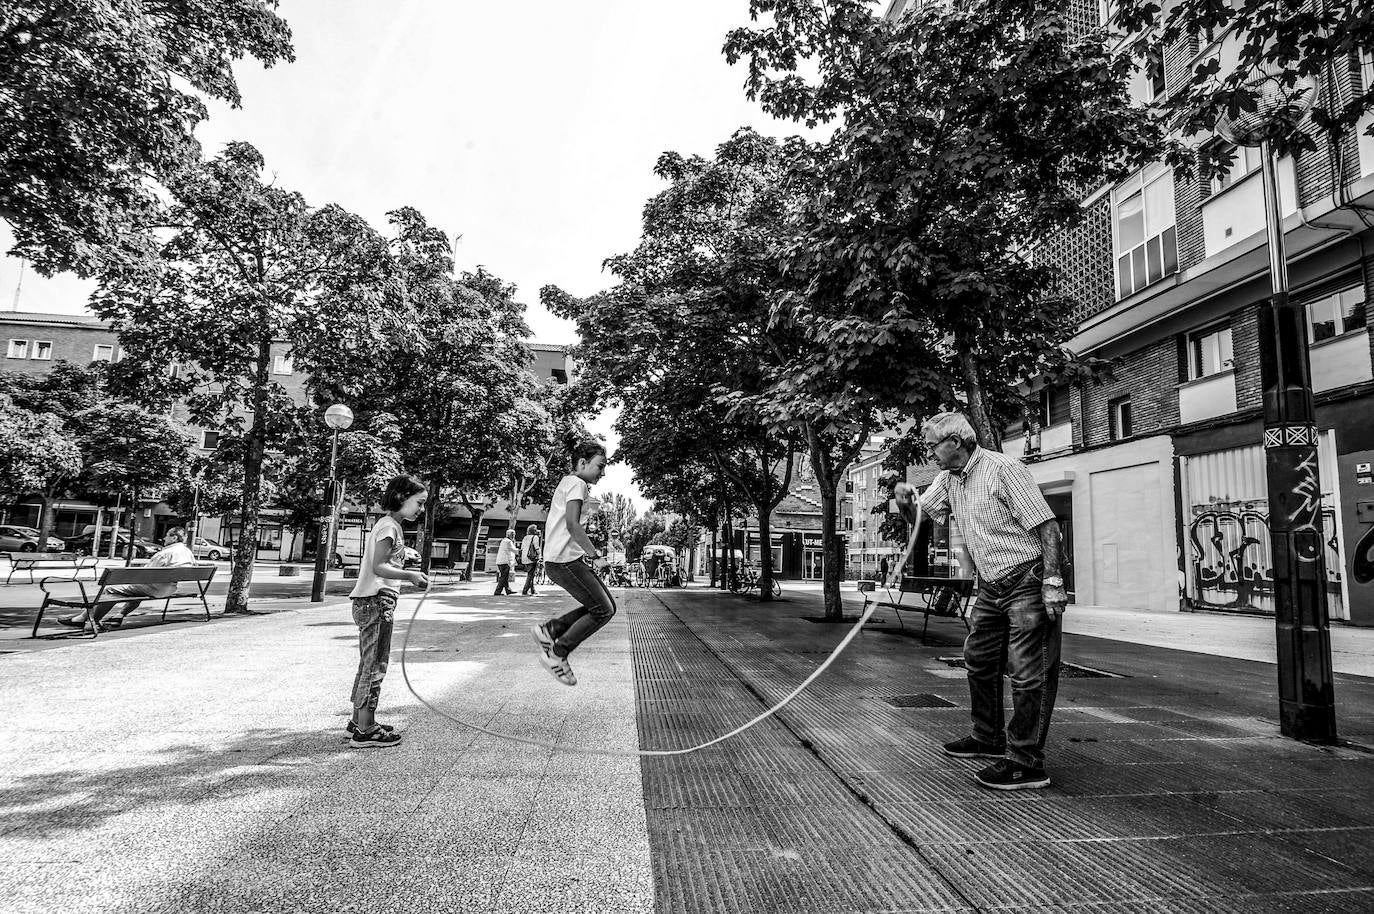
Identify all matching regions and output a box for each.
[563,499,607,565]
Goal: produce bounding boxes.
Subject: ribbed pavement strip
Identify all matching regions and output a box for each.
[629,588,1374,913]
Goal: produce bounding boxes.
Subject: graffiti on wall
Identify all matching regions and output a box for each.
[1188,500,1342,614]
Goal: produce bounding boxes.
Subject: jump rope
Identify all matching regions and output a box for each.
[399,503,925,757]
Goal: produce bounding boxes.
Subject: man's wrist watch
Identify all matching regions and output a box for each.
[1043,575,1064,587]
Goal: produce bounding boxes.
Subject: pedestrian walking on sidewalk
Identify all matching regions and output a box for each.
[878,555,890,586]
[494,529,518,595]
[530,440,614,687]
[520,525,542,595]
[346,475,429,749]
[894,411,1067,790]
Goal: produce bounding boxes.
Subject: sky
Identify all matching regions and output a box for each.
[1,1,815,510]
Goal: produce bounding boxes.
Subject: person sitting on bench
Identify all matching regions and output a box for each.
[60,527,196,630]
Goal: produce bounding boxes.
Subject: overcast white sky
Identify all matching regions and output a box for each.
[1,1,813,509]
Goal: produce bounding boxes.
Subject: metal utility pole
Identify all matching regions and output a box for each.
[1254,141,1337,742]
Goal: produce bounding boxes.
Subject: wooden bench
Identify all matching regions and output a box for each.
[2,551,100,585]
[859,574,975,642]
[32,565,217,638]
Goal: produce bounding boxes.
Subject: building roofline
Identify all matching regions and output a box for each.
[0,310,109,329]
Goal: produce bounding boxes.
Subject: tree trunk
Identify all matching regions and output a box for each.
[36,491,57,552]
[420,479,441,573]
[225,337,274,614]
[708,515,717,587]
[125,485,140,566]
[818,482,843,619]
[754,499,774,602]
[464,504,484,581]
[959,347,1001,451]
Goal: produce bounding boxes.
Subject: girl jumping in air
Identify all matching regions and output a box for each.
[347,474,429,748]
[530,441,613,686]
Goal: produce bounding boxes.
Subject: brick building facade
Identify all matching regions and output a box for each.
[1001,1,1374,624]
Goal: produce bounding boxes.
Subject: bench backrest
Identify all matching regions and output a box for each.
[4,551,87,563]
[899,575,975,596]
[98,565,217,586]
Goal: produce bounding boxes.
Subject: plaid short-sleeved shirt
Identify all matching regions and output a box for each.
[918,447,1055,583]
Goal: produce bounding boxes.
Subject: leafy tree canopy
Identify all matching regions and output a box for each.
[1,1,294,276]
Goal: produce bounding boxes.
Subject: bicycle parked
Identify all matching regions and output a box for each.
[726,564,781,597]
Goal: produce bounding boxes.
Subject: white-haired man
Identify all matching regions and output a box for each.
[894,411,1067,790]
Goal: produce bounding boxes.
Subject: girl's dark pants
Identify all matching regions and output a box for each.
[544,559,618,658]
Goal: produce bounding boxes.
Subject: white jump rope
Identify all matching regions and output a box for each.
[399,504,924,757]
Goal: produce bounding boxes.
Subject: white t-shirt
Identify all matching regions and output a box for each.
[544,474,590,563]
[349,515,405,598]
[521,534,541,564]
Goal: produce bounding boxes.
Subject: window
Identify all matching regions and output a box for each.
[1306,284,1367,344]
[1113,164,1178,299]
[844,516,854,531]
[31,341,53,360]
[1210,143,1263,195]
[1108,396,1133,440]
[201,430,221,450]
[92,344,114,362]
[1040,386,1072,427]
[550,368,568,384]
[272,355,294,375]
[844,481,854,494]
[1188,324,1234,379]
[1145,52,1166,100]
[7,339,29,359]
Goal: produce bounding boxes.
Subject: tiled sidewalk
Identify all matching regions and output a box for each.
[1,581,1371,913]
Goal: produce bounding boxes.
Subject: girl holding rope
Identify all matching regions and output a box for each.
[530,441,614,686]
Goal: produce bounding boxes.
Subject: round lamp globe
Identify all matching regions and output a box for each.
[324,404,355,430]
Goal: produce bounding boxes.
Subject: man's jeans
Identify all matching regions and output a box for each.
[544,559,617,658]
[963,560,1062,769]
[521,563,538,595]
[350,591,396,711]
[494,563,513,595]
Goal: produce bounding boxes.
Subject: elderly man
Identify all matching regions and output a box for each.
[494,529,518,596]
[895,411,1067,790]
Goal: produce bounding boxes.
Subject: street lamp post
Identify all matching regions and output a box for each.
[1216,69,1336,743]
[311,404,354,603]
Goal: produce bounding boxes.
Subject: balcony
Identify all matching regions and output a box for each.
[1178,370,1237,424]
[1310,332,1374,393]
[1200,160,1297,260]
[1002,420,1073,459]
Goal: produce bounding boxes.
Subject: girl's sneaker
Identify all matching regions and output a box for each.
[538,651,577,686]
[530,623,554,652]
[349,726,402,749]
[346,720,396,736]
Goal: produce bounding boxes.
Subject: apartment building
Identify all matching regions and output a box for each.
[0,309,574,566]
[1007,6,1374,623]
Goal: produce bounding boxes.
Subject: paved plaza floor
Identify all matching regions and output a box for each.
[1,578,1372,913]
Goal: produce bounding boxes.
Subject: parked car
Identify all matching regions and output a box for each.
[0,525,65,553]
[66,530,160,558]
[190,537,227,561]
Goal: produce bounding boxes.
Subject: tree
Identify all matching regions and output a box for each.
[272,408,404,557]
[0,394,81,536]
[338,208,557,575]
[1,1,294,276]
[1117,0,1374,167]
[624,514,667,561]
[92,142,400,612]
[725,0,1161,448]
[545,129,806,601]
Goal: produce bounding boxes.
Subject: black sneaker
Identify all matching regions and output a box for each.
[349,725,402,749]
[346,721,396,736]
[942,736,1006,759]
[974,758,1050,790]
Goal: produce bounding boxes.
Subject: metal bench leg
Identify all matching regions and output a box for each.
[31,595,49,638]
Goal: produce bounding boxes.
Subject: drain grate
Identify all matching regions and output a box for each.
[881,693,958,708]
[936,656,1126,679]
